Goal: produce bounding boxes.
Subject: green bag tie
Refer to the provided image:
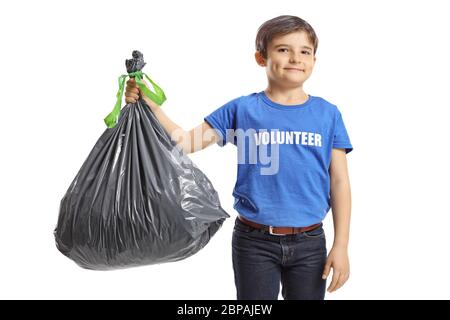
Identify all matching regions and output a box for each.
[104,70,166,128]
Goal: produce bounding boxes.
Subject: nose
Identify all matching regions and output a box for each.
[289,52,304,64]
[289,57,302,64]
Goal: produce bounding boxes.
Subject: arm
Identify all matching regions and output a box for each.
[322,148,352,293]
[125,78,220,154]
[144,100,219,154]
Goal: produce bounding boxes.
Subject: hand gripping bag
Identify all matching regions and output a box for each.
[54,50,229,270]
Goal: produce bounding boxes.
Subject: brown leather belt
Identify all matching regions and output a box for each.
[238,215,322,236]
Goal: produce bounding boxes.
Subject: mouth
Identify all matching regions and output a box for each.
[284,68,304,72]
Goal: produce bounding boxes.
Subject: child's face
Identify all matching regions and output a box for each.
[255,31,316,88]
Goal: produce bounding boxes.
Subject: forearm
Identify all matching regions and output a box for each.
[142,97,191,153]
[330,179,352,248]
[142,97,218,154]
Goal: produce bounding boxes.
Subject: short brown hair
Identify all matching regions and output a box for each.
[255,15,319,59]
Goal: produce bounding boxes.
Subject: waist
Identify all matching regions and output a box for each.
[238,215,322,236]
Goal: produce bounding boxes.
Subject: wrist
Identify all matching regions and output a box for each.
[332,239,349,250]
[142,96,160,111]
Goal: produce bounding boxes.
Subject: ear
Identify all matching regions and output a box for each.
[254,51,266,67]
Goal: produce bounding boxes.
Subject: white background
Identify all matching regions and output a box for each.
[1,0,449,300]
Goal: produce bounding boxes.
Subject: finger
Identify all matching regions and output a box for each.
[125,92,139,98]
[125,94,136,101]
[125,97,138,102]
[340,273,350,290]
[125,86,139,94]
[322,261,332,280]
[333,274,347,292]
[125,96,136,103]
[327,270,340,293]
[333,273,348,292]
[125,92,139,100]
[127,78,136,86]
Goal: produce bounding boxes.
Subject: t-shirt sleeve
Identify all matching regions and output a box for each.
[333,108,353,154]
[203,97,239,147]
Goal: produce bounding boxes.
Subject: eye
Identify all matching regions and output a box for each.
[278,48,288,52]
[302,50,312,55]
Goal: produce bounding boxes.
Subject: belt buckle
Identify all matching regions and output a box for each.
[269,226,286,236]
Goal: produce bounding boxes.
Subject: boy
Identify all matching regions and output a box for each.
[125,15,352,300]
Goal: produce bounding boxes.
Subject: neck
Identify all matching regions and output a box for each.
[264,84,308,105]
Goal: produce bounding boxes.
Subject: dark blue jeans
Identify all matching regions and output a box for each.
[232,217,327,300]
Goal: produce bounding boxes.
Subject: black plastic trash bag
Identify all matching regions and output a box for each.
[54,50,229,270]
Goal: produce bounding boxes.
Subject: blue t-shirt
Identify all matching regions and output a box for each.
[204,91,353,227]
